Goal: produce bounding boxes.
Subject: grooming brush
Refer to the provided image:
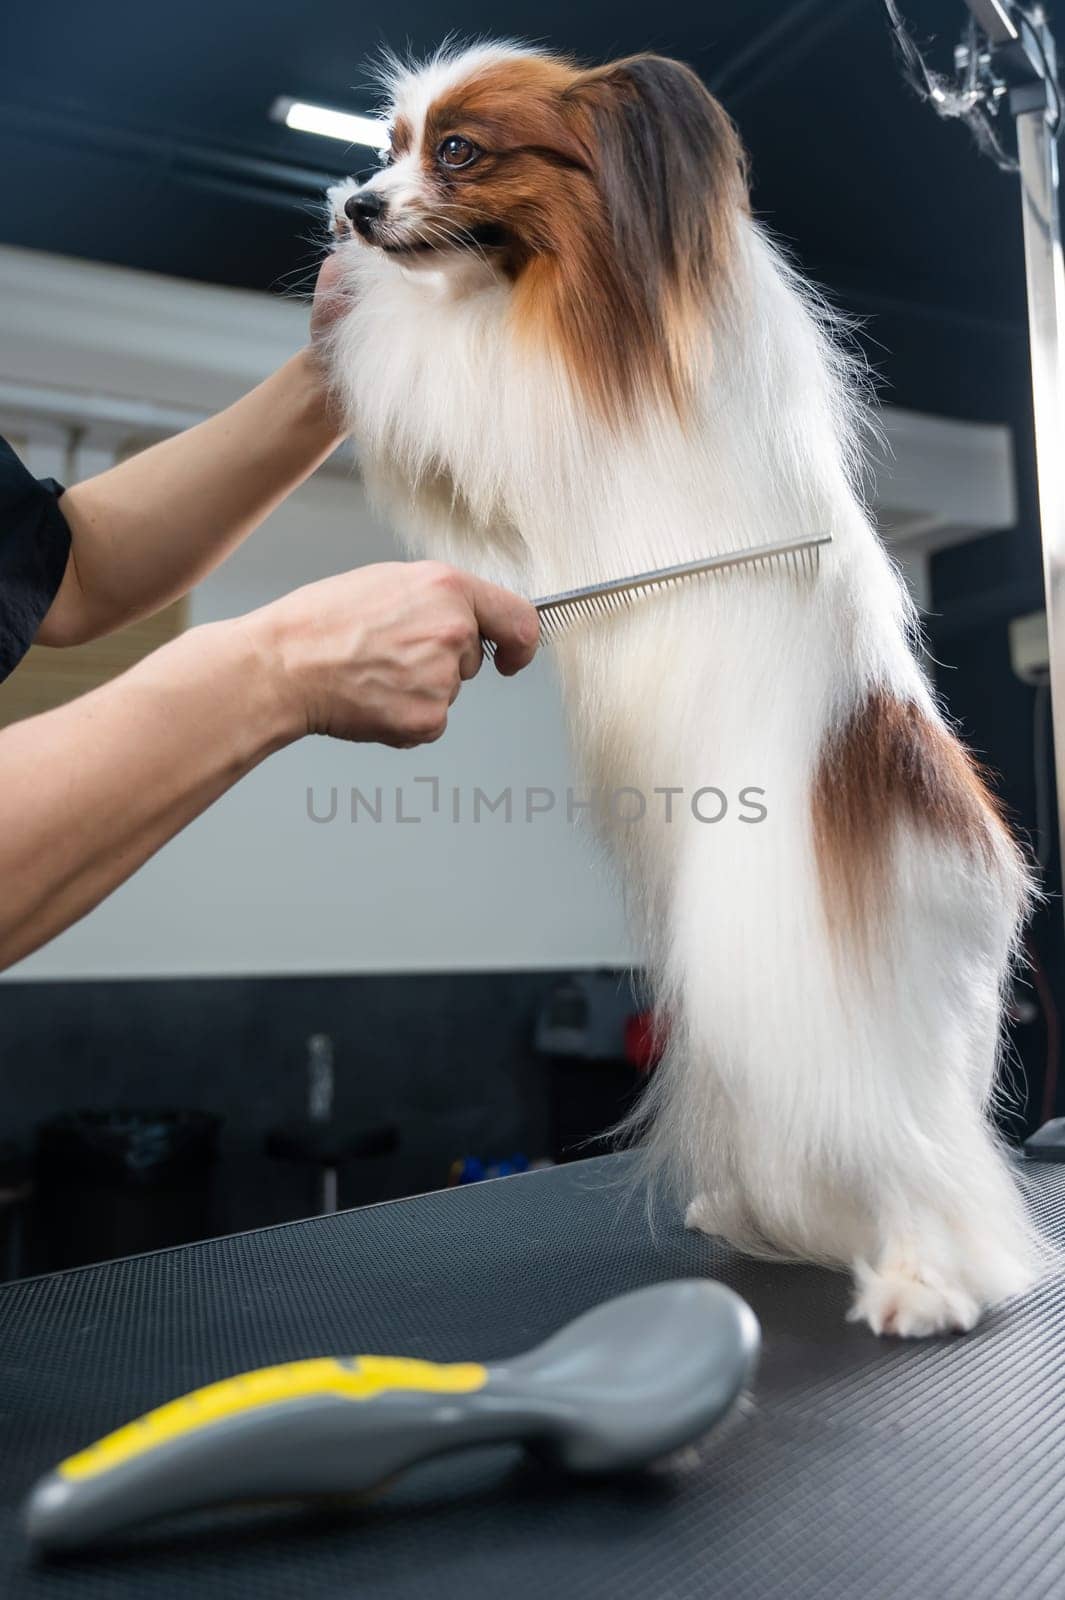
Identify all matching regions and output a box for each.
[486,531,830,651]
[24,1281,759,1553]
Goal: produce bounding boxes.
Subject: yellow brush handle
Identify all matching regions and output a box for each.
[25,1282,760,1555]
[59,1356,488,1483]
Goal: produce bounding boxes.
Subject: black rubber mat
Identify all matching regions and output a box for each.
[3,1153,1065,1599]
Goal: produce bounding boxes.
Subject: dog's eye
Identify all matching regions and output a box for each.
[437,135,479,170]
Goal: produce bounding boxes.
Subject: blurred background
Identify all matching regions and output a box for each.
[0,0,1058,1276]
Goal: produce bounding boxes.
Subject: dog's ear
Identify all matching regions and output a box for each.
[566,55,748,303]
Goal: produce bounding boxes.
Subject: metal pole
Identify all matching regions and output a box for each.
[1013,29,1065,878]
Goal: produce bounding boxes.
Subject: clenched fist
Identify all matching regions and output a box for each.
[249,560,539,747]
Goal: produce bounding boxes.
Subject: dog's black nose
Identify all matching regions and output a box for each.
[345,191,385,233]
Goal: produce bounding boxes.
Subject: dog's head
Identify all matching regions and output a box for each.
[328,43,748,423]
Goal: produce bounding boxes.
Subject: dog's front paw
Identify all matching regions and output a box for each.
[685,1191,743,1238]
[848,1259,981,1338]
[684,1190,756,1251]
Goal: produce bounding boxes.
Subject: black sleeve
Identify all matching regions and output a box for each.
[0,435,72,683]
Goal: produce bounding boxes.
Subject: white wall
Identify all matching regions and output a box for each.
[9,469,634,979]
[0,245,1018,980]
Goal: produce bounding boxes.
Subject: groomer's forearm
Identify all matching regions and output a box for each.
[40,350,344,645]
[0,621,293,970]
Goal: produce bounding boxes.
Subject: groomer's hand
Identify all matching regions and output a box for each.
[309,251,353,347]
[250,561,539,747]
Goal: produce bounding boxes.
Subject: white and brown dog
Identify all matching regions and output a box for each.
[324,41,1038,1335]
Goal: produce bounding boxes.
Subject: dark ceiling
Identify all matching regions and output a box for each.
[0,1,1045,325]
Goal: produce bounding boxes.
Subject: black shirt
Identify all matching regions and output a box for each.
[0,435,72,682]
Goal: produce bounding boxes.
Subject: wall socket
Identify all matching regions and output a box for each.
[1009,610,1050,684]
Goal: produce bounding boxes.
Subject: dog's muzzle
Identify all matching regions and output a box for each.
[344,190,386,240]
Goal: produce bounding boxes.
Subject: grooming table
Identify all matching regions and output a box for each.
[2,1154,1064,1599]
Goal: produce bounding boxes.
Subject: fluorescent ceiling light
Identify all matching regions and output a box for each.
[271,96,388,148]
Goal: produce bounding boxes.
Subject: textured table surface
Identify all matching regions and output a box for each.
[2,1153,1064,1599]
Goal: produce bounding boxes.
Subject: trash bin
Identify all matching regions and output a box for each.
[33,1109,221,1271]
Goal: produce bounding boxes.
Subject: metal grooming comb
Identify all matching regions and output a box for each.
[484,531,831,652]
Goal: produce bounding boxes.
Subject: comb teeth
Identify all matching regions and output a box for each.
[481,532,830,656]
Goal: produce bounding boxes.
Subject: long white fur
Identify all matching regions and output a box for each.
[326,43,1040,1337]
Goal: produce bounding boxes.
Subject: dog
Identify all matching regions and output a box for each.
[323,41,1039,1335]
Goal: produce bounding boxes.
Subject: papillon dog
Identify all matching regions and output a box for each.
[324,42,1039,1335]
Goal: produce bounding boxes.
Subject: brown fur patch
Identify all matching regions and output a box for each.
[417,53,747,426]
[812,690,1013,943]
[390,115,413,156]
